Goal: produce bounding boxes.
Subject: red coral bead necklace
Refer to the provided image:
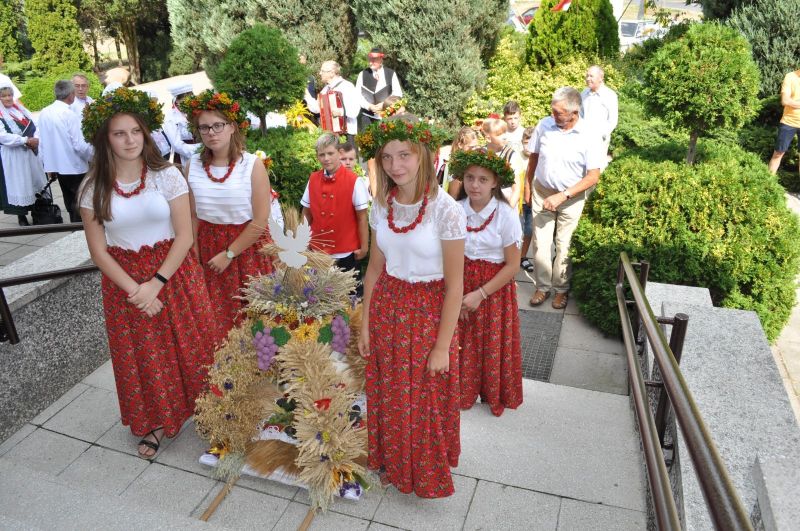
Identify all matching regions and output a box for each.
[467,208,496,232]
[204,159,237,183]
[113,161,147,198]
[387,185,429,234]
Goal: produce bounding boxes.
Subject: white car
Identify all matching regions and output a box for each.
[619,20,665,52]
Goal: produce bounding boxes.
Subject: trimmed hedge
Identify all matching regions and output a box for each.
[246,126,319,209]
[571,141,800,341]
[21,69,102,111]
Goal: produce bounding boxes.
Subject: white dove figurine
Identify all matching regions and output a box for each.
[269,217,312,268]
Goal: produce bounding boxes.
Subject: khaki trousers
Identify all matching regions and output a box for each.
[530,183,588,293]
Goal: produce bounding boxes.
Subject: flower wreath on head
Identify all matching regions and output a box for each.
[356,115,448,160]
[82,87,164,142]
[178,90,249,134]
[449,148,516,188]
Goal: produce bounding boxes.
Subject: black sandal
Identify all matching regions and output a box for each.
[137,427,164,460]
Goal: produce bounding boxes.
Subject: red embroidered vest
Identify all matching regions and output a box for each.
[308,166,361,254]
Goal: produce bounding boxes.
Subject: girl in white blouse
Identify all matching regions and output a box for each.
[180,91,272,336]
[79,89,220,460]
[451,148,523,417]
[356,114,466,499]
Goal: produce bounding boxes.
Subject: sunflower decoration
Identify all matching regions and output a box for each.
[82,87,164,142]
[356,116,448,160]
[178,89,250,133]
[449,147,516,188]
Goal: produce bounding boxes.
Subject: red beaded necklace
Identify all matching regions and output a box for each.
[113,162,147,198]
[204,160,236,183]
[387,186,429,234]
[467,208,496,232]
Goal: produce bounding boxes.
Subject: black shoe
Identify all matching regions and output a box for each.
[520,258,534,273]
[17,215,29,226]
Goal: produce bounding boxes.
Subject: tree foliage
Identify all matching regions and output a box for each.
[467,0,509,64]
[351,0,486,126]
[0,0,21,62]
[642,22,759,164]
[695,0,749,20]
[24,0,91,73]
[526,0,619,68]
[728,0,800,98]
[166,0,357,80]
[212,25,306,135]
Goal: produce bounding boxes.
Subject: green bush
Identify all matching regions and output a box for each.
[213,25,306,135]
[246,127,320,209]
[463,33,620,126]
[611,96,686,158]
[571,141,800,341]
[24,0,91,74]
[20,69,102,111]
[526,0,618,68]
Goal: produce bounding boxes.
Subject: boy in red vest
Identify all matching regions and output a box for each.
[301,133,370,281]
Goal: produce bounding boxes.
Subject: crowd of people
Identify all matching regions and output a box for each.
[0,55,623,497]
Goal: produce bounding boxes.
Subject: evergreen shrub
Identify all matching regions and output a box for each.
[21,69,102,111]
[526,0,618,68]
[24,0,91,74]
[246,127,319,209]
[571,141,800,341]
[463,33,619,126]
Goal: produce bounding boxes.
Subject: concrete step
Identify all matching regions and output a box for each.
[0,459,227,530]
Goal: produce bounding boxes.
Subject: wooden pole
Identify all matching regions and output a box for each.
[297,507,317,531]
[199,477,239,522]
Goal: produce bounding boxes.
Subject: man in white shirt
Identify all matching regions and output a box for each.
[37,79,94,223]
[162,81,201,165]
[525,87,604,310]
[69,73,94,117]
[304,60,360,145]
[580,65,618,156]
[502,100,525,153]
[354,47,403,130]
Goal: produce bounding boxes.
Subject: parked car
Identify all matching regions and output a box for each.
[521,7,538,25]
[619,19,665,52]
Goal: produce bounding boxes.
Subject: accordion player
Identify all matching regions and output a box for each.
[319,90,346,135]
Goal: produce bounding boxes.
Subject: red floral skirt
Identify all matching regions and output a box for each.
[459,258,522,416]
[196,220,273,338]
[103,240,221,438]
[366,271,460,498]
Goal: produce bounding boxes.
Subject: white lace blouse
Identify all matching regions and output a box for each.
[460,197,522,263]
[80,166,188,251]
[187,152,258,224]
[370,187,466,282]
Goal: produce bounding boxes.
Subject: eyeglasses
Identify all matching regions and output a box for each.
[198,122,229,135]
[73,84,88,89]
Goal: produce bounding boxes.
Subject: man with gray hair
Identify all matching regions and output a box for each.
[69,73,93,117]
[36,79,94,222]
[580,65,618,157]
[524,87,604,309]
[304,60,360,145]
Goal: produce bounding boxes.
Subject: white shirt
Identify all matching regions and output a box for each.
[354,66,403,111]
[300,171,371,258]
[188,152,258,224]
[527,117,605,191]
[0,74,21,101]
[36,100,94,174]
[304,76,360,135]
[370,189,466,282]
[163,106,201,160]
[580,85,618,141]
[79,166,188,251]
[70,96,94,117]
[460,197,522,262]
[504,126,525,154]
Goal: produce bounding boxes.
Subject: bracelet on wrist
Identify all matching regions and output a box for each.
[154,272,168,284]
[478,286,488,300]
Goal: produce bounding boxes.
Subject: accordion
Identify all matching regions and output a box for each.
[319,90,345,134]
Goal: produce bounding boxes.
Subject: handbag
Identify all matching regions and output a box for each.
[31,179,63,225]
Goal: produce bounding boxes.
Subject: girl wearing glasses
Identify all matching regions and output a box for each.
[180,91,273,336]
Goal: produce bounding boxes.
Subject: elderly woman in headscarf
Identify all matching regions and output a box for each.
[0,80,47,225]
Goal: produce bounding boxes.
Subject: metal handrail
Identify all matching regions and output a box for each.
[616,252,752,530]
[0,223,98,344]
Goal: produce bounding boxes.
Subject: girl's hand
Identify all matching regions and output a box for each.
[208,251,232,273]
[461,290,483,313]
[128,279,162,309]
[459,308,470,321]
[357,323,370,358]
[427,346,449,377]
[143,298,163,317]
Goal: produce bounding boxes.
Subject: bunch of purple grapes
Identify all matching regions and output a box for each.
[330,315,351,353]
[253,328,278,370]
